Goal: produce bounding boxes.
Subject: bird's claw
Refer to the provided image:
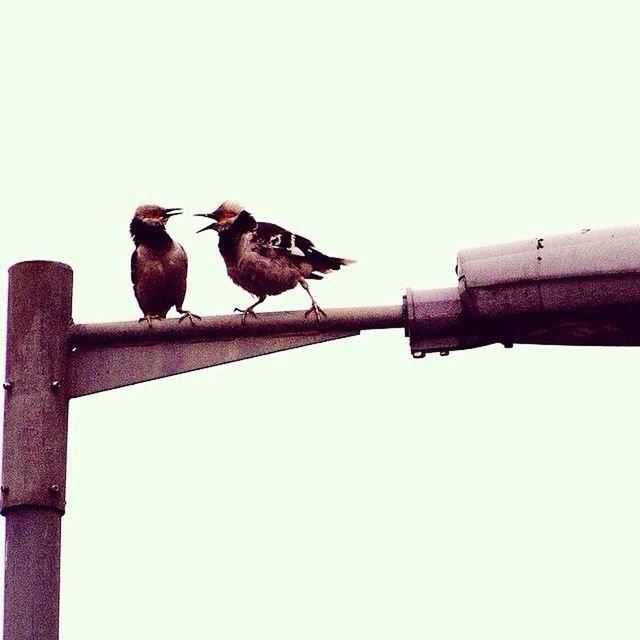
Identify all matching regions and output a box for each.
[304,303,327,322]
[233,307,258,318]
[178,310,202,325]
[234,307,259,326]
[139,314,163,326]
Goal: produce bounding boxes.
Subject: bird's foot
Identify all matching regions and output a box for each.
[304,302,327,322]
[177,310,202,325]
[234,306,259,326]
[138,314,163,326]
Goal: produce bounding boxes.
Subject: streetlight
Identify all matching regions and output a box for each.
[4,223,640,639]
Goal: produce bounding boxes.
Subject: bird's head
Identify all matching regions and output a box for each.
[195,201,244,233]
[133,204,183,228]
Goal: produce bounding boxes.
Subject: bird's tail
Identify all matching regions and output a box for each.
[310,250,356,273]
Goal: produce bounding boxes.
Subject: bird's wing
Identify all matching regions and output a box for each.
[130,249,138,285]
[170,243,189,309]
[178,242,188,269]
[254,222,316,259]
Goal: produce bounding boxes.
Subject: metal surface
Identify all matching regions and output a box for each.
[68,305,403,396]
[2,261,73,640]
[457,224,640,281]
[2,262,73,512]
[453,223,640,350]
[70,305,404,348]
[71,331,359,397]
[480,305,640,347]
[404,288,493,357]
[457,224,640,318]
[4,508,61,640]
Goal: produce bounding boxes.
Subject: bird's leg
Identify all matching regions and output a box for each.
[177,308,202,325]
[300,280,327,322]
[138,314,164,326]
[234,295,267,324]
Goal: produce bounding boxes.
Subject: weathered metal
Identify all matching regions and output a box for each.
[2,261,73,640]
[1,262,73,513]
[71,330,360,397]
[69,305,404,347]
[68,305,403,396]
[403,288,493,357]
[457,224,640,317]
[404,288,640,356]
[4,509,62,640]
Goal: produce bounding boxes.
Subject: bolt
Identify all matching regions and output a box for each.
[3,382,12,391]
[50,380,61,390]
[1,486,8,494]
[49,484,60,494]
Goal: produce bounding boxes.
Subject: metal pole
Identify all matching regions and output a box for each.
[2,261,73,640]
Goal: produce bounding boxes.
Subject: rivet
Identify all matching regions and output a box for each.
[439,350,450,357]
[412,350,426,359]
[3,382,12,391]
[51,380,61,390]
[49,484,60,494]
[1,486,8,494]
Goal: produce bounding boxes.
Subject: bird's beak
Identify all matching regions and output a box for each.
[196,221,218,233]
[163,207,183,217]
[194,212,218,233]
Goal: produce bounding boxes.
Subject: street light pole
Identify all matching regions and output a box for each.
[2,261,73,640]
[4,222,640,639]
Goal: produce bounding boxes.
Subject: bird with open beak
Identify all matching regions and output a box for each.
[130,204,200,324]
[195,201,354,321]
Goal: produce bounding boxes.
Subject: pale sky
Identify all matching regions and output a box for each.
[2,2,640,638]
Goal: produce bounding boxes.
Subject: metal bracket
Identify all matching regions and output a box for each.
[70,330,360,397]
[404,288,493,357]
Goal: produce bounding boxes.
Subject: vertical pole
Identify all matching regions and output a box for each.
[1,261,73,640]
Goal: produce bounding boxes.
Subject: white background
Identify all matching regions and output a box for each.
[2,2,640,638]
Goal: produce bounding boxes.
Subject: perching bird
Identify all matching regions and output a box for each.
[195,201,354,321]
[130,204,200,324]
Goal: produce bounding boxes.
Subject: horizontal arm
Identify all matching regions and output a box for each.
[70,305,406,348]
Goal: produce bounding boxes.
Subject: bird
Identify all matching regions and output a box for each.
[129,204,200,325]
[195,201,354,321]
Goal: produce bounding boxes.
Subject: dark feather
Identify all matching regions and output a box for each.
[254,222,318,262]
[130,250,138,285]
[218,210,258,263]
[130,217,173,248]
[129,216,189,318]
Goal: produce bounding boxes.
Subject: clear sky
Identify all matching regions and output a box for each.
[2,1,640,638]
